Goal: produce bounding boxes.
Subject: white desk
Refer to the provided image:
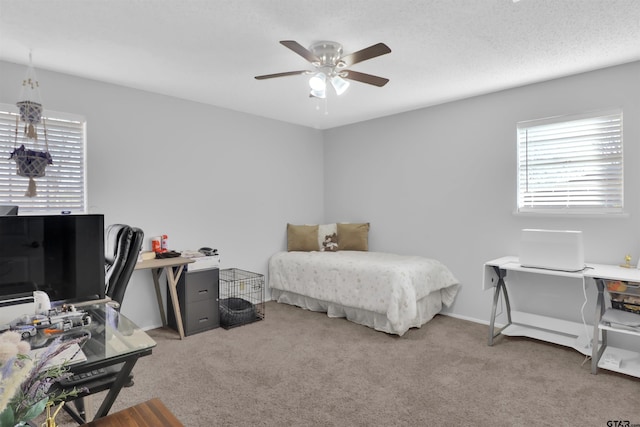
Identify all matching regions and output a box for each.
[484,256,589,354]
[134,257,194,339]
[485,257,640,378]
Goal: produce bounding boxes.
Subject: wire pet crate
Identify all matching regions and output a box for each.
[219,268,265,329]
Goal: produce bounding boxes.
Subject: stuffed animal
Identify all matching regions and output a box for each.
[322,233,339,252]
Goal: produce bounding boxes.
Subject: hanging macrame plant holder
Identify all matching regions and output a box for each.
[17,99,43,139]
[11,116,52,197]
[9,57,52,197]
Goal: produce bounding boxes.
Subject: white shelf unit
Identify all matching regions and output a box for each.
[585,265,640,378]
[597,346,640,377]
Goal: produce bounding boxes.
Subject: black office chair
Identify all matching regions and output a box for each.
[104,224,144,309]
[69,224,144,422]
[104,224,143,387]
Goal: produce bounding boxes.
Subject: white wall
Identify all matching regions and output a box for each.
[0,60,325,329]
[323,61,640,336]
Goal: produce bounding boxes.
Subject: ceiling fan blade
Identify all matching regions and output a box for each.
[343,70,389,87]
[255,70,308,80]
[341,43,391,66]
[280,40,319,63]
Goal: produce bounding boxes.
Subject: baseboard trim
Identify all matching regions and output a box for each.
[440,311,505,329]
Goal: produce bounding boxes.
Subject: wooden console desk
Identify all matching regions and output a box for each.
[80,398,183,426]
[134,257,194,339]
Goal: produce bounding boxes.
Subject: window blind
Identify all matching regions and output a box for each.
[517,109,623,214]
[0,104,86,214]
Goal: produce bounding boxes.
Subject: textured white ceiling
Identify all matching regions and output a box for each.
[1,0,639,129]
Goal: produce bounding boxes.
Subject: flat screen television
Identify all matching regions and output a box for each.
[0,214,105,305]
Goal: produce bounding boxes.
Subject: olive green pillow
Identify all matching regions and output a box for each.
[337,223,370,251]
[287,224,319,251]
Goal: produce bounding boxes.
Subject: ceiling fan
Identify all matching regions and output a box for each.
[255,40,391,98]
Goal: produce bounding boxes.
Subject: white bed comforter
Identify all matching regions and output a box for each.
[269,251,459,334]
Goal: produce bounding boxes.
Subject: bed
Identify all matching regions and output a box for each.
[269,250,460,336]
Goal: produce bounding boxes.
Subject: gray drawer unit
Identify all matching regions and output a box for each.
[168,267,219,336]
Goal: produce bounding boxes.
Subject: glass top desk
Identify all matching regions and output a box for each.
[25,302,156,424]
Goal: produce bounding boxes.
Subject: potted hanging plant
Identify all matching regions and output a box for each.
[9,144,53,197]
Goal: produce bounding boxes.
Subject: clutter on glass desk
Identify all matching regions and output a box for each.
[9,305,91,338]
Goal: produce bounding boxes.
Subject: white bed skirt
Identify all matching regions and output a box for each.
[271,288,445,336]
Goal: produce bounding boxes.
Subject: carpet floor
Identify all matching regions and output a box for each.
[49,301,639,426]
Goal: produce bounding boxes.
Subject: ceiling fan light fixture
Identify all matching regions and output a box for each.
[255,40,391,101]
[330,75,350,95]
[309,72,327,91]
[309,88,326,99]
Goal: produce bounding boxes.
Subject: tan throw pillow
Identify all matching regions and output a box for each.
[287,224,319,251]
[337,223,370,251]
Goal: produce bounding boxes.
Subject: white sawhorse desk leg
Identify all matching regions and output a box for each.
[488,266,512,346]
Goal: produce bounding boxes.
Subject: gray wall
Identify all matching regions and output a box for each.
[324,61,640,339]
[0,60,325,329]
[2,58,640,344]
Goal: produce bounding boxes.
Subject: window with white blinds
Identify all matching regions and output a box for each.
[517,109,623,214]
[0,103,86,214]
